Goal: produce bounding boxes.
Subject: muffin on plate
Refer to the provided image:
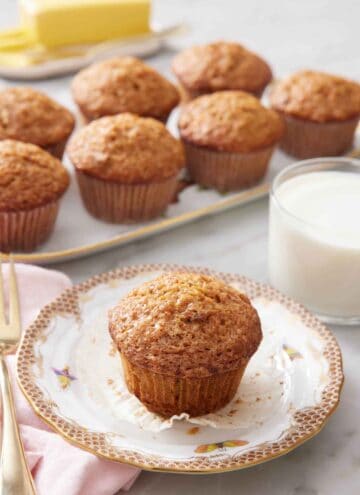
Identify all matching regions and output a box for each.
[68,113,185,223]
[0,140,69,252]
[172,41,272,100]
[178,91,284,192]
[0,87,75,158]
[72,57,180,123]
[109,272,262,417]
[270,70,360,158]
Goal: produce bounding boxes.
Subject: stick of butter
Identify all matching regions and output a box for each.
[19,0,151,48]
[0,27,35,50]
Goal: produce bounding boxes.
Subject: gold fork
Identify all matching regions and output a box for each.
[0,256,36,495]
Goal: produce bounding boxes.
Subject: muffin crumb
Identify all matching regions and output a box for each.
[72,56,180,121]
[0,139,69,212]
[68,113,185,183]
[0,87,74,147]
[179,91,284,153]
[109,271,262,378]
[270,70,360,122]
[172,41,272,96]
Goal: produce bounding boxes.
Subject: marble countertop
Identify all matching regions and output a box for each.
[1,0,360,493]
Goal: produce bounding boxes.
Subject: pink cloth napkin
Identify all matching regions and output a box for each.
[3,263,140,495]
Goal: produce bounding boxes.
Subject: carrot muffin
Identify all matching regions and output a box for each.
[109,272,262,417]
[68,113,185,222]
[270,70,360,158]
[172,41,272,100]
[178,91,284,191]
[0,87,75,158]
[71,57,180,123]
[0,140,69,252]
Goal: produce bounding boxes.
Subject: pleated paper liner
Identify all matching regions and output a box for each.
[121,353,248,417]
[177,83,266,102]
[44,139,68,159]
[76,171,178,223]
[184,141,275,192]
[77,108,170,126]
[279,114,359,159]
[0,201,59,252]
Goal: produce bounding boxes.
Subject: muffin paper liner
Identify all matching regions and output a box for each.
[0,201,59,252]
[121,354,248,418]
[44,139,67,159]
[183,141,274,192]
[76,171,178,223]
[76,285,299,433]
[178,83,266,101]
[77,108,170,126]
[280,114,359,158]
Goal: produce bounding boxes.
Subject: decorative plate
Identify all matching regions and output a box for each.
[17,264,344,473]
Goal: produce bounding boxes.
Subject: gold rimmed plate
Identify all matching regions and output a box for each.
[17,264,343,473]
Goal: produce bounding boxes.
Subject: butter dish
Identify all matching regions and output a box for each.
[0,24,185,80]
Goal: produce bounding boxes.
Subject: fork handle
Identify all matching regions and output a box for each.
[0,356,36,495]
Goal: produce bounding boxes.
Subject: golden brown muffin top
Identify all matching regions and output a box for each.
[270,70,360,122]
[68,113,185,183]
[109,272,262,378]
[0,87,75,147]
[178,91,284,152]
[172,41,272,94]
[0,140,69,212]
[71,57,180,120]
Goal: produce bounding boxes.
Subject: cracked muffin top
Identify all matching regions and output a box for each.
[0,87,75,147]
[172,41,272,95]
[178,91,284,152]
[68,113,185,183]
[270,70,360,123]
[0,140,69,212]
[109,272,262,378]
[72,56,180,121]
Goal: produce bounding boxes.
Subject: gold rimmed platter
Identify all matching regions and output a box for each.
[8,121,360,266]
[17,264,344,473]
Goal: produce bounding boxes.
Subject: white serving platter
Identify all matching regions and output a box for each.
[9,124,360,265]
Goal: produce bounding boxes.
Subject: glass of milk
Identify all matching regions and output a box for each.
[269,157,360,325]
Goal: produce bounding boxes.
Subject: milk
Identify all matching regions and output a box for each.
[269,170,360,320]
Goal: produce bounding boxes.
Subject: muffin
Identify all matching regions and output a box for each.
[72,57,180,123]
[178,91,284,192]
[0,87,75,158]
[68,113,185,223]
[109,272,262,417]
[172,41,272,100]
[270,70,360,158]
[0,140,69,252]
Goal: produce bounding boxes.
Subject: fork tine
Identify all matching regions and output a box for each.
[8,255,21,334]
[0,255,6,326]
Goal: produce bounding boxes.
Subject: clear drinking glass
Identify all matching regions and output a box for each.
[268,157,360,325]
